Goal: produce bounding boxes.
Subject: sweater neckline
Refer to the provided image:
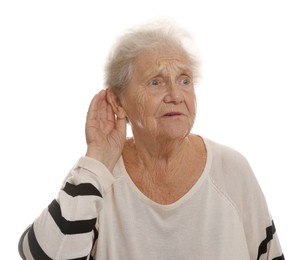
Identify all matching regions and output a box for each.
[116,136,213,210]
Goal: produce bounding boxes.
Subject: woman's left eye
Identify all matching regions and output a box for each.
[151,79,160,86]
[180,77,191,85]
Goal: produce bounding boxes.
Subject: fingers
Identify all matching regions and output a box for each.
[86,89,125,129]
[87,90,115,123]
[86,90,107,120]
[89,90,106,110]
[116,116,127,136]
[106,92,115,123]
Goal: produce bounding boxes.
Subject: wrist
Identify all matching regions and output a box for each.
[85,147,117,172]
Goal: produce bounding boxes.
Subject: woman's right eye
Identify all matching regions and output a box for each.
[146,77,165,90]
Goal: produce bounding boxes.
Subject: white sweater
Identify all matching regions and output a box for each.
[19,138,284,259]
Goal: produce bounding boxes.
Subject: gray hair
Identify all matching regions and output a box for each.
[104,21,201,93]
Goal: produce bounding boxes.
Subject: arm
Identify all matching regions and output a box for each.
[213,144,284,260]
[235,155,284,260]
[256,219,285,260]
[19,157,114,259]
[19,90,127,259]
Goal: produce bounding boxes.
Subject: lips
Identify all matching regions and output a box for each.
[162,112,183,117]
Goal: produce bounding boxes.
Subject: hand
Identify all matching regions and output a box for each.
[85,89,127,171]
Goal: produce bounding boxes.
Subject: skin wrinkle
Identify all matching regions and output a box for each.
[125,51,194,143]
[121,50,196,140]
[116,47,204,204]
[123,137,204,204]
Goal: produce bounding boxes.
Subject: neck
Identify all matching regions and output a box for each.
[123,133,206,205]
[125,132,192,176]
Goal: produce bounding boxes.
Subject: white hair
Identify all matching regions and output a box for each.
[104,20,201,93]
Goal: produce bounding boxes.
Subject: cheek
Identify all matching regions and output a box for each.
[123,91,157,127]
[193,98,197,116]
[186,94,197,117]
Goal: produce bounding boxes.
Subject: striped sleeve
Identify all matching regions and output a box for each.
[239,164,285,260]
[256,220,285,260]
[238,162,285,260]
[18,156,115,259]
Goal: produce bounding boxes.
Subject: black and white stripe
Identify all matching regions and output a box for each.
[48,199,97,235]
[257,221,285,260]
[63,182,102,198]
[19,182,102,259]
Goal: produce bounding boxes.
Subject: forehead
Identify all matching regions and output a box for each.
[133,48,192,77]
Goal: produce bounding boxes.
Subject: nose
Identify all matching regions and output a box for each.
[163,83,184,104]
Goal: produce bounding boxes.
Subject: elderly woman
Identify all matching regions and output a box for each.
[19,22,284,260]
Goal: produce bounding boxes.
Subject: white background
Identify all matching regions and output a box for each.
[1,0,303,258]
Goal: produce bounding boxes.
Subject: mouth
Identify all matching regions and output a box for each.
[162,112,183,117]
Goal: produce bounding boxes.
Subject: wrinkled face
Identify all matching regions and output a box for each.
[120,48,197,141]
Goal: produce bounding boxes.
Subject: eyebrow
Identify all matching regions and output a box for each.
[144,64,192,80]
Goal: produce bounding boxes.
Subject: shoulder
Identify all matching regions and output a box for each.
[205,138,253,176]
[204,138,268,218]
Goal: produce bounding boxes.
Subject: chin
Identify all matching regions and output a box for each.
[158,126,192,141]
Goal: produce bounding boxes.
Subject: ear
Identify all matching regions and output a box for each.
[106,88,127,119]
